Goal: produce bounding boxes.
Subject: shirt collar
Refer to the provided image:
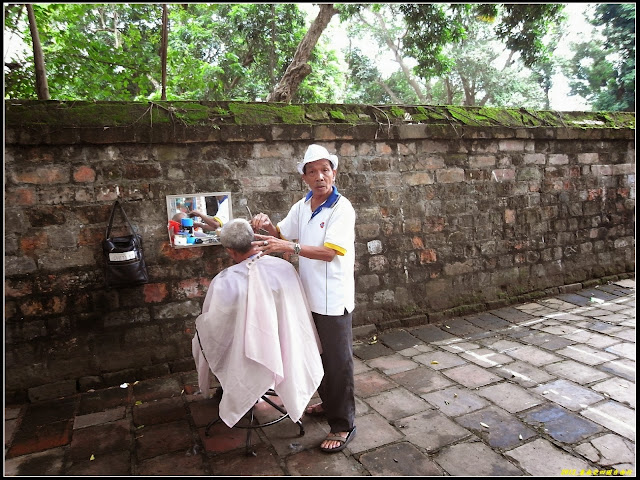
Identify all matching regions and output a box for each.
[305,185,340,219]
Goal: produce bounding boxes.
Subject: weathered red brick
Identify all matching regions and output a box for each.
[73,165,96,183]
[20,231,48,253]
[143,283,168,303]
[420,249,437,264]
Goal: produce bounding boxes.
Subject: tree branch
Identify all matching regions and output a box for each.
[267,3,338,102]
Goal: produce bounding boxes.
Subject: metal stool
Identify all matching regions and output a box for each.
[205,388,305,456]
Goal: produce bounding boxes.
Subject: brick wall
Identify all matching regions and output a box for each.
[4,101,635,403]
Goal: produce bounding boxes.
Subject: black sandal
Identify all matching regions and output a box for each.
[320,427,357,453]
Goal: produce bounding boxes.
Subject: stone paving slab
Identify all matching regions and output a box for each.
[578,319,627,334]
[346,412,405,454]
[519,404,604,443]
[517,331,577,351]
[73,406,127,429]
[476,382,544,413]
[67,418,132,460]
[555,344,618,365]
[597,283,635,296]
[544,359,611,385]
[409,324,460,343]
[138,450,208,476]
[590,377,635,408]
[389,366,455,395]
[413,349,467,370]
[577,288,623,302]
[505,437,591,476]
[580,401,636,441]
[455,405,538,449]
[284,447,366,476]
[4,447,66,476]
[440,363,503,389]
[557,293,595,307]
[533,378,605,411]
[440,340,481,353]
[211,444,287,476]
[354,369,398,398]
[421,386,490,416]
[491,360,556,387]
[378,329,424,351]
[364,387,431,421]
[65,450,133,476]
[366,353,420,375]
[462,312,513,331]
[457,348,515,368]
[597,358,636,382]
[488,306,536,324]
[439,317,486,337]
[358,442,443,476]
[575,433,636,467]
[353,341,395,360]
[499,344,562,366]
[435,440,524,476]
[605,342,636,360]
[562,330,622,349]
[395,408,472,452]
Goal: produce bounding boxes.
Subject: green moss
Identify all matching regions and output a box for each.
[390,106,406,118]
[4,100,635,131]
[228,102,307,125]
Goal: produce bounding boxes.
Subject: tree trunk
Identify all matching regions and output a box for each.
[161,4,168,100]
[267,3,338,103]
[269,4,276,90]
[377,80,402,103]
[26,4,50,100]
[372,11,427,103]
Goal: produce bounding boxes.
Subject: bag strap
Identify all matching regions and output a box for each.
[105,200,136,239]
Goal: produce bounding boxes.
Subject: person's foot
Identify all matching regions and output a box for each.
[304,402,325,416]
[319,427,357,453]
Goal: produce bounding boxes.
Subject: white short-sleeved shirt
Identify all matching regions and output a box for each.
[277,187,355,316]
[214,196,230,226]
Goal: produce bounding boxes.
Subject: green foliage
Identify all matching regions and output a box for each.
[4,1,616,112]
[564,4,635,112]
[490,4,565,67]
[4,3,341,102]
[397,4,469,78]
[5,4,162,100]
[342,5,549,108]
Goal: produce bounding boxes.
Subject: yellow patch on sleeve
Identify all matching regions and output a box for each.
[325,242,346,256]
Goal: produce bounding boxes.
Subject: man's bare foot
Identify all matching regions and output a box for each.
[320,431,347,450]
[319,427,356,453]
[304,403,325,416]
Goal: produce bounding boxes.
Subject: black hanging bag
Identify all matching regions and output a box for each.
[102,200,149,288]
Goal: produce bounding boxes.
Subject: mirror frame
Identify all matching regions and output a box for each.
[166,192,233,248]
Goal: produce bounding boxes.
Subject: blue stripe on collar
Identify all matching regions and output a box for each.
[306,185,340,219]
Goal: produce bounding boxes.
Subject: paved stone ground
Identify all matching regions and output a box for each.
[5,280,635,476]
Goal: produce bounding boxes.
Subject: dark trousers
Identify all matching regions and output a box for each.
[312,310,356,433]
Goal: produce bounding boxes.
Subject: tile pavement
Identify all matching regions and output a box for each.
[4,279,635,476]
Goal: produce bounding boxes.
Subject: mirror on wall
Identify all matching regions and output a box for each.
[166,192,233,247]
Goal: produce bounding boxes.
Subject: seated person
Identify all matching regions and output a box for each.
[192,218,324,428]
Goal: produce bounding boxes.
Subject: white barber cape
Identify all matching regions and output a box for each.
[192,253,324,428]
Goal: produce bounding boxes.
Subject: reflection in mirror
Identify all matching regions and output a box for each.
[166,192,233,247]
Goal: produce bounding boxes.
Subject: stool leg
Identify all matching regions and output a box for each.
[245,406,257,457]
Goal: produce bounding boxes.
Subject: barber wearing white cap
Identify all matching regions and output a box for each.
[250,144,357,453]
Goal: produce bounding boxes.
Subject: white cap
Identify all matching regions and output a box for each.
[296,144,339,174]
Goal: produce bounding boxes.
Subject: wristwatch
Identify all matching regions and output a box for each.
[293,242,301,255]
